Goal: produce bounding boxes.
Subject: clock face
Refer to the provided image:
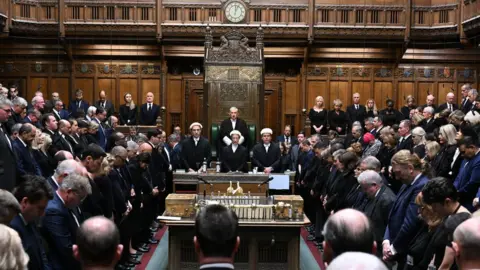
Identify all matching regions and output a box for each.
[225,2,246,23]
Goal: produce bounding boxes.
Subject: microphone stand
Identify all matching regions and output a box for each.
[197,176,212,200]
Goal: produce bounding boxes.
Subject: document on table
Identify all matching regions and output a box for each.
[269,174,289,190]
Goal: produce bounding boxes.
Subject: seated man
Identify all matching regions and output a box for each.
[252,128,281,174]
[221,130,248,173]
[194,204,240,270]
[218,107,249,150]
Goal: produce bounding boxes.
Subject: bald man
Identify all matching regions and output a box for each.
[218,107,250,152]
[436,92,458,113]
[422,94,437,111]
[56,119,75,155]
[322,209,376,265]
[73,216,123,269]
[140,92,160,125]
[327,252,388,270]
[452,217,480,269]
[95,90,115,118]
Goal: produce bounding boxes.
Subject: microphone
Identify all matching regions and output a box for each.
[258,176,274,187]
[197,176,213,186]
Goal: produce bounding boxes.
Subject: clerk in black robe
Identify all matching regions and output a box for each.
[251,128,281,173]
[221,130,248,172]
[181,122,212,172]
[218,107,249,153]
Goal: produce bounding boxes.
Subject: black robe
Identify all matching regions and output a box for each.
[251,143,281,172]
[221,144,248,172]
[180,137,212,171]
[218,118,250,148]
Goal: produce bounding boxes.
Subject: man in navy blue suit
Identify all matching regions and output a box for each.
[276,125,298,145]
[92,107,108,150]
[42,173,92,270]
[68,89,89,118]
[454,135,480,212]
[383,150,429,269]
[139,92,160,125]
[11,175,54,270]
[52,100,69,122]
[13,123,42,176]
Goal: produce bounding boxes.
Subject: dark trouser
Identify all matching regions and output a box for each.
[315,202,328,239]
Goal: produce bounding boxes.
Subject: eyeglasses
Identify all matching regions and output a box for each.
[1,108,11,113]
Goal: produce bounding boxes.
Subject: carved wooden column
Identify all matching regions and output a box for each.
[184,80,189,132]
[277,81,283,135]
[156,0,162,40]
[59,0,65,37]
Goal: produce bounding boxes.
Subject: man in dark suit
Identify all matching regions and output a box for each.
[460,84,473,114]
[421,94,437,112]
[357,170,395,258]
[95,90,115,118]
[43,91,61,114]
[372,116,385,139]
[420,106,438,133]
[92,107,108,150]
[396,120,413,152]
[167,133,182,171]
[13,123,42,176]
[42,173,91,270]
[23,109,41,129]
[68,89,89,118]
[453,135,480,212]
[252,128,281,174]
[194,204,240,270]
[56,120,75,155]
[346,92,367,128]
[47,159,84,191]
[139,92,160,125]
[52,100,69,122]
[11,175,54,270]
[219,107,250,152]
[0,98,18,191]
[276,124,298,145]
[181,122,212,172]
[221,130,248,172]
[436,92,458,113]
[383,150,429,269]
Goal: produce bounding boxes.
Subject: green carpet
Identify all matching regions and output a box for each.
[146,229,321,270]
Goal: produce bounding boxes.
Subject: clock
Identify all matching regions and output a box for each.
[225,1,246,23]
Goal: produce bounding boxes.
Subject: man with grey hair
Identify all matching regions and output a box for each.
[47,159,84,191]
[452,216,480,269]
[0,189,21,224]
[10,96,27,125]
[345,124,364,148]
[13,123,42,176]
[437,92,458,113]
[218,106,249,153]
[461,83,473,113]
[468,88,478,108]
[31,95,45,112]
[86,106,96,122]
[322,209,376,264]
[421,106,437,133]
[0,97,17,191]
[10,123,22,141]
[364,117,375,133]
[126,141,139,162]
[327,252,388,270]
[397,119,413,151]
[167,133,182,171]
[52,100,68,121]
[357,170,395,258]
[42,173,92,270]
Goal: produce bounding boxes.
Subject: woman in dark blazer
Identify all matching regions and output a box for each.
[328,99,348,135]
[119,93,137,125]
[309,96,328,135]
[32,131,55,178]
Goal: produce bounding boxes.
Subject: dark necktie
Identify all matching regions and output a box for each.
[77,101,81,109]
[148,104,151,111]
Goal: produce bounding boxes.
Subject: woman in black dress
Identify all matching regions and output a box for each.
[32,130,55,178]
[119,93,137,125]
[328,99,348,135]
[380,99,404,127]
[401,95,416,120]
[308,96,328,135]
[365,98,378,118]
[411,127,427,159]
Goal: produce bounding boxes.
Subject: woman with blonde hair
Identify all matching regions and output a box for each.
[32,131,55,178]
[86,121,99,145]
[328,99,348,135]
[0,224,29,270]
[431,124,457,178]
[308,96,328,134]
[119,92,137,125]
[365,98,378,118]
[411,127,427,159]
[411,113,424,128]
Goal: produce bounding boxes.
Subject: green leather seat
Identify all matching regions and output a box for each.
[211,123,256,158]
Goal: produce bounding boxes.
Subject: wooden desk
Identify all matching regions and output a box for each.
[162,216,309,270]
[173,172,296,195]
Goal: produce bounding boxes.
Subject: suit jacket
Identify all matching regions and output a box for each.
[420,118,437,133]
[396,135,413,152]
[291,144,301,167]
[454,152,480,212]
[168,143,182,170]
[109,168,128,223]
[276,135,298,145]
[346,104,367,127]
[180,137,212,171]
[92,118,107,150]
[251,143,281,172]
[13,139,42,176]
[42,193,82,270]
[23,116,42,129]
[139,103,160,125]
[10,215,52,270]
[461,98,473,114]
[362,185,396,258]
[119,104,137,125]
[52,109,69,122]
[221,144,248,172]
[384,174,429,256]
[95,100,115,118]
[436,103,458,113]
[148,145,169,191]
[68,99,89,118]
[219,118,250,148]
[0,125,17,191]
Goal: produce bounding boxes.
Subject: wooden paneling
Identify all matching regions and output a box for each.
[329,81,349,109]
[119,79,138,106]
[264,88,279,135]
[437,82,454,105]
[373,82,393,108]
[75,78,94,105]
[29,77,48,102]
[307,81,327,109]
[50,78,70,106]
[141,79,161,106]
[397,82,415,107]
[167,77,182,113]
[418,82,434,106]
[285,80,299,114]
[97,78,116,110]
[352,82,372,105]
